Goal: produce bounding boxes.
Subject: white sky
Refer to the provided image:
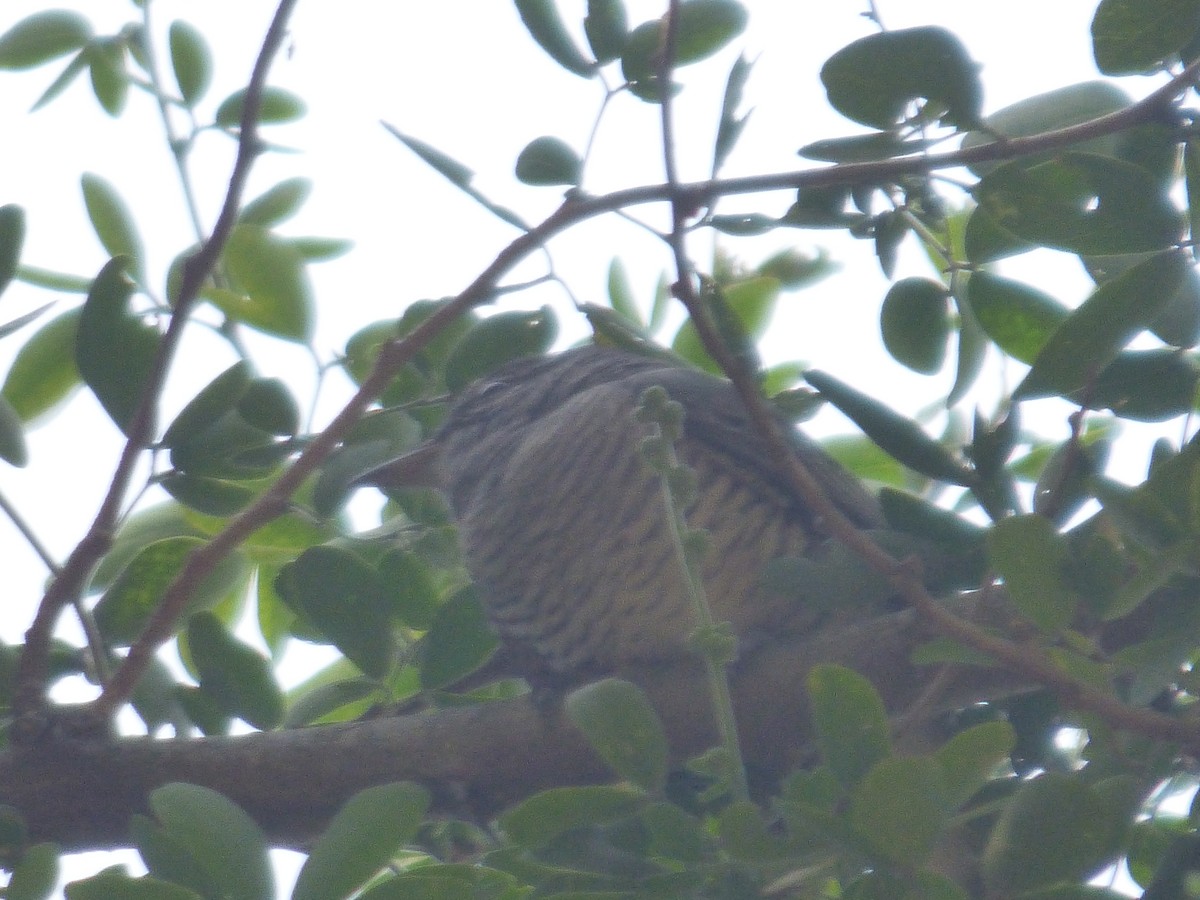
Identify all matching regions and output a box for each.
[0,0,1155,891]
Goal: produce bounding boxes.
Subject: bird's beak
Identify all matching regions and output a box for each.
[354,440,445,491]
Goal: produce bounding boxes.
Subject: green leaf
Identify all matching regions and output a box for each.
[672,276,778,372]
[0,394,27,466]
[1088,349,1199,422]
[0,11,91,69]
[584,0,628,63]
[377,549,439,631]
[420,586,499,689]
[714,54,752,173]
[1092,0,1200,74]
[935,720,1016,807]
[214,86,306,128]
[65,870,201,899]
[1016,251,1187,399]
[87,37,128,116]
[28,50,88,112]
[515,0,595,77]
[5,841,58,900]
[804,369,972,485]
[975,153,1184,256]
[982,773,1130,893]
[81,173,145,282]
[807,664,890,789]
[499,785,643,847]
[218,224,315,342]
[821,26,982,130]
[0,204,25,297]
[566,678,668,792]
[14,264,91,293]
[293,783,429,900]
[161,473,258,517]
[74,257,160,435]
[443,306,557,391]
[606,257,640,324]
[880,277,951,374]
[94,536,246,645]
[850,757,950,865]
[168,20,212,107]
[670,0,748,65]
[515,136,581,186]
[147,783,273,900]
[988,515,1075,633]
[187,612,283,730]
[238,378,298,436]
[163,362,252,450]
[239,177,312,226]
[275,546,395,679]
[966,271,1068,365]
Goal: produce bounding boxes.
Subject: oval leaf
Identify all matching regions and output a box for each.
[168,19,212,107]
[988,514,1075,632]
[0,204,25,297]
[0,10,91,70]
[880,277,951,374]
[807,663,891,789]
[515,0,595,77]
[515,136,581,186]
[443,306,557,391]
[215,86,306,128]
[219,224,315,342]
[566,678,668,792]
[966,271,1068,365]
[81,173,145,282]
[187,611,283,730]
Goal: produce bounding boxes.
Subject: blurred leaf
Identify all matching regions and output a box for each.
[976,153,1184,256]
[168,19,211,107]
[880,277,951,374]
[28,50,88,112]
[1017,251,1186,399]
[0,10,91,69]
[989,515,1076,632]
[515,136,581,186]
[1086,349,1199,421]
[515,0,595,77]
[74,257,159,435]
[5,842,59,900]
[499,785,643,847]
[275,546,395,680]
[669,0,748,66]
[238,378,298,436]
[821,26,982,129]
[0,395,26,466]
[14,264,91,293]
[420,586,499,689]
[807,664,890,789]
[160,473,258,517]
[215,86,306,127]
[239,177,312,227]
[377,549,439,631]
[81,173,144,282]
[584,0,628,63]
[713,54,752,173]
[293,782,429,900]
[187,611,283,730]
[86,36,128,116]
[146,783,272,900]
[672,276,777,372]
[799,131,939,163]
[1092,0,1200,74]
[606,257,640,325]
[443,306,557,391]
[218,224,315,342]
[62,870,199,899]
[0,204,25,297]
[935,720,1016,807]
[967,271,1068,365]
[850,757,949,865]
[163,362,251,451]
[567,678,668,792]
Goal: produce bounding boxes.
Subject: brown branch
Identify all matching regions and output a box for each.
[83,47,1200,725]
[13,0,301,732]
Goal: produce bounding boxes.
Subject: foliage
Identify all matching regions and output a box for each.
[0,0,1199,897]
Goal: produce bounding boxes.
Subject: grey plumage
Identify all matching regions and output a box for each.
[365,345,884,679]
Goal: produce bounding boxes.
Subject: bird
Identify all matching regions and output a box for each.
[359,344,886,684]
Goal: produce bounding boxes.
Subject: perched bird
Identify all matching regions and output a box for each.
[361,345,885,682]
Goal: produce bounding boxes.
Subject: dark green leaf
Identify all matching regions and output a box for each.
[0,395,26,466]
[948,291,989,407]
[293,783,429,900]
[87,38,128,116]
[1092,0,1200,74]
[967,271,1069,364]
[420,586,499,689]
[1187,139,1200,254]
[0,11,91,69]
[187,611,283,730]
[63,870,199,899]
[935,721,1016,807]
[975,153,1184,256]
[443,306,557,391]
[0,204,25,297]
[713,55,752,173]
[584,0,628,63]
[214,86,306,128]
[880,277,950,374]
[275,546,395,680]
[807,664,890,789]
[672,276,777,372]
[799,131,938,163]
[1017,251,1187,399]
[804,369,973,484]
[6,842,59,900]
[988,515,1075,633]
[148,783,273,900]
[515,0,595,77]
[160,473,258,517]
[218,224,315,342]
[168,20,212,107]
[237,378,298,435]
[671,0,748,66]
[821,26,982,130]
[377,549,439,631]
[515,136,581,186]
[963,203,1035,263]
[1087,349,1199,421]
[850,757,949,865]
[1150,257,1200,348]
[499,785,643,847]
[567,678,668,792]
[239,177,312,226]
[74,257,159,435]
[982,773,1130,893]
[163,362,251,450]
[81,173,144,282]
